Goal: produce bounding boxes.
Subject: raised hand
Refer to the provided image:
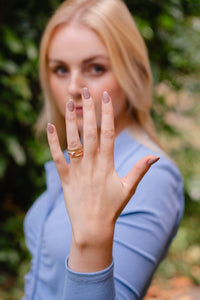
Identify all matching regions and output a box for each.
[47,88,159,272]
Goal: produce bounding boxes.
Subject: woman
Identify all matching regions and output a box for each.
[23,0,184,299]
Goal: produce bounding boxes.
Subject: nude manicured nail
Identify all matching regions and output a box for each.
[83,87,90,99]
[103,91,110,103]
[67,99,74,112]
[147,156,160,166]
[47,123,54,134]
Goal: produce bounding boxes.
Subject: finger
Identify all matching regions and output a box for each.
[82,87,98,159]
[100,91,115,166]
[66,99,83,162]
[47,123,69,180]
[122,155,160,196]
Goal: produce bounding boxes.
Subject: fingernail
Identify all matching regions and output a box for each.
[147,156,160,166]
[83,87,90,99]
[67,99,74,112]
[103,91,110,103]
[47,123,54,134]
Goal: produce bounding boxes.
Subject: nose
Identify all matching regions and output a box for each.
[68,71,84,101]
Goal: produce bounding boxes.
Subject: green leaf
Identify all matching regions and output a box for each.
[2,75,32,100]
[7,137,26,166]
[2,26,24,54]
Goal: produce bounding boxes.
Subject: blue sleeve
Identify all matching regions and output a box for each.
[62,157,184,300]
[63,259,116,300]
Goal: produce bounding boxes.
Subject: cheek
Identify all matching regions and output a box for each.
[49,77,67,115]
[49,77,60,98]
[107,83,127,116]
[89,76,127,120]
[89,87,103,111]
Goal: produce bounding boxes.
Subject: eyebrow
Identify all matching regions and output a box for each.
[48,55,109,64]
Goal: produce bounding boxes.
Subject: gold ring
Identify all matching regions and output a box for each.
[68,147,83,159]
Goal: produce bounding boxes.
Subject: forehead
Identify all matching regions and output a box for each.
[48,23,108,62]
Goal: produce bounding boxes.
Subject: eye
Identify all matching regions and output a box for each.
[52,65,68,76]
[85,64,106,76]
[92,65,106,73]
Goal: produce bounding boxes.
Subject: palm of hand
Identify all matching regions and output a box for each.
[47,89,159,250]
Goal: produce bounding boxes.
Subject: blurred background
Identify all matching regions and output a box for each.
[0,0,200,299]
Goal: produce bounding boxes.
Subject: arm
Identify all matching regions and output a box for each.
[62,159,184,300]
[113,158,184,298]
[47,88,160,299]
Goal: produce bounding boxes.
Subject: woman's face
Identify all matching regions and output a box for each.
[48,22,128,136]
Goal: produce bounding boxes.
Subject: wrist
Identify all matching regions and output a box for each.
[68,230,114,272]
[71,217,115,248]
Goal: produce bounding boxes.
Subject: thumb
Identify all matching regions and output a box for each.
[122,155,160,195]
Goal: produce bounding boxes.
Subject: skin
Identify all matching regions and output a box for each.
[47,21,159,273]
[47,91,159,272]
[48,22,131,139]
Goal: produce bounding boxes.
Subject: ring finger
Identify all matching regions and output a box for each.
[66,99,83,161]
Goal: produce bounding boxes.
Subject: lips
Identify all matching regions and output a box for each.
[75,106,83,115]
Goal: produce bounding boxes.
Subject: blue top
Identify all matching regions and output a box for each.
[23,129,184,300]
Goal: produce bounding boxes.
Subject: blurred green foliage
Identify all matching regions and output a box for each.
[0,0,200,298]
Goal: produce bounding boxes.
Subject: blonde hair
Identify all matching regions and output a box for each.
[36,0,160,148]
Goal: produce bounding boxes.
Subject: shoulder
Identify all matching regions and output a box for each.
[115,128,182,183]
